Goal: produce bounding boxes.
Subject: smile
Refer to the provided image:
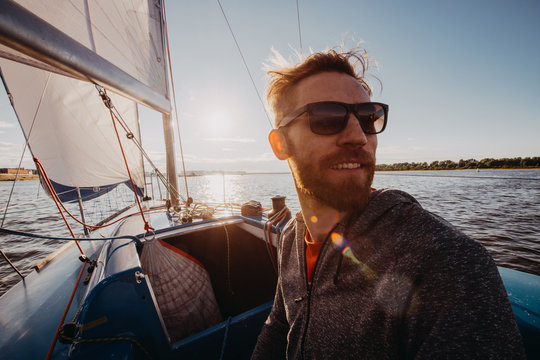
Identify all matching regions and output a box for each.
[331,163,363,170]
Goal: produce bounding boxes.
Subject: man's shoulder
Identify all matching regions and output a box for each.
[359,188,489,264]
[368,188,457,234]
[349,188,420,233]
[367,188,421,217]
[371,188,418,203]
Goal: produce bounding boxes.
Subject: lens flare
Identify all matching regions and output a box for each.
[330,232,377,280]
[331,232,344,248]
[342,246,377,280]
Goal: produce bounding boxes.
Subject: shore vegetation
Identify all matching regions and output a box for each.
[376,157,540,171]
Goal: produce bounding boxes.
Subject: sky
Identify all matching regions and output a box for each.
[1,0,539,173]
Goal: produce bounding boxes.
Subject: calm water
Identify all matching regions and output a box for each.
[1,169,539,296]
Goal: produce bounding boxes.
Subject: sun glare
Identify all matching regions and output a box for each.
[203,111,232,135]
[205,174,226,202]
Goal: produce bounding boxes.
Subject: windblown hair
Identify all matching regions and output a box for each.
[266,47,375,125]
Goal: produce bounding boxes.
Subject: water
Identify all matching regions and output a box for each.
[1,169,539,296]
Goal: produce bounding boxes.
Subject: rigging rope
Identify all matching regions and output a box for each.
[99,88,154,233]
[216,0,273,128]
[34,158,85,255]
[31,156,165,242]
[162,1,192,205]
[96,86,186,204]
[45,260,87,360]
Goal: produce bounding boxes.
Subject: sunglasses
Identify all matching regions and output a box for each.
[277,101,388,135]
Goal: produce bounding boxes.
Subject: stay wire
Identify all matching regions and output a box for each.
[108,108,184,203]
[95,86,185,204]
[0,73,25,277]
[0,227,141,245]
[216,0,273,128]
[0,69,49,227]
[0,67,52,278]
[100,88,153,233]
[296,0,303,50]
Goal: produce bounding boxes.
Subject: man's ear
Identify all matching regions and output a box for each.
[268,129,290,160]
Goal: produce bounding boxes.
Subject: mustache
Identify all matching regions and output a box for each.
[321,149,376,167]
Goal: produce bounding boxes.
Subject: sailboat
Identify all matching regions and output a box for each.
[0,1,289,358]
[0,1,538,359]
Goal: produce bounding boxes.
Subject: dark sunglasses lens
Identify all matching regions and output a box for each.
[309,103,348,134]
[355,103,386,134]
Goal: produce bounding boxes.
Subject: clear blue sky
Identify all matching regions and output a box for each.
[1,0,539,172]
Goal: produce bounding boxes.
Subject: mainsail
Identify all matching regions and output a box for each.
[0,0,170,202]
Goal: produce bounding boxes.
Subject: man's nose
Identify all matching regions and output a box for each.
[336,114,368,147]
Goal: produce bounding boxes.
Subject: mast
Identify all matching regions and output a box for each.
[163,113,179,207]
[160,0,180,207]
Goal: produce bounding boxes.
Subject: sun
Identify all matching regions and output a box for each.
[203,111,232,135]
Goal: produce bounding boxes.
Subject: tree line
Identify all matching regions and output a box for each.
[376,157,540,171]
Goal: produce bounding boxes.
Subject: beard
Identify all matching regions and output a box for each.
[288,145,376,213]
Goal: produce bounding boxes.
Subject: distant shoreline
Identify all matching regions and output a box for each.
[375,167,540,172]
[0,174,39,181]
[1,168,538,182]
[181,168,540,176]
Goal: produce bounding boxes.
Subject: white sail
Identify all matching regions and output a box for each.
[0,59,145,195]
[2,0,168,100]
[0,0,170,200]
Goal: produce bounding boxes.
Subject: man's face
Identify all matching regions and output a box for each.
[277,72,377,212]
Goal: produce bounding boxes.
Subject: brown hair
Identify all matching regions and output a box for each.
[266,47,374,125]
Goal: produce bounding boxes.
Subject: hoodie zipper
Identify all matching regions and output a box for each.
[300,224,340,360]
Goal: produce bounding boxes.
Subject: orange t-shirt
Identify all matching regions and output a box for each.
[305,229,323,286]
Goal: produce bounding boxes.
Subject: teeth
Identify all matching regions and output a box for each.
[332,163,362,169]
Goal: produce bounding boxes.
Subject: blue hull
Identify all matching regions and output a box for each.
[499,267,540,358]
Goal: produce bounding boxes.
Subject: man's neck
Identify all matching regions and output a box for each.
[297,191,346,243]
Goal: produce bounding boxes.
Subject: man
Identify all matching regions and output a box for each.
[252,48,525,359]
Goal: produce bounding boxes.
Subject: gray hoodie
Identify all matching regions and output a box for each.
[252,189,525,359]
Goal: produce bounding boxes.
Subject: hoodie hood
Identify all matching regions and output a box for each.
[294,188,419,232]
